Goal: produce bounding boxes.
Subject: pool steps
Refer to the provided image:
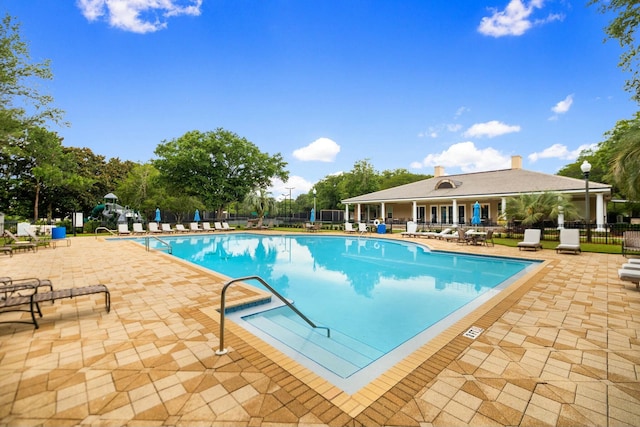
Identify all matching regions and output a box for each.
[244,307,384,378]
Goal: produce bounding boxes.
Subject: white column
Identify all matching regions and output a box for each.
[501,197,507,222]
[557,206,564,229]
[381,202,386,222]
[412,201,417,223]
[452,199,458,227]
[357,204,362,223]
[345,204,349,223]
[596,193,605,231]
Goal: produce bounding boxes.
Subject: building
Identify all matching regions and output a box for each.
[341,155,611,230]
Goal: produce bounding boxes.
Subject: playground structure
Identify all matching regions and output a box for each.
[90,193,140,225]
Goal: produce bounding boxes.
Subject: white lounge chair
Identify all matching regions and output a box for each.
[419,228,453,239]
[518,229,542,251]
[401,221,418,237]
[148,222,162,234]
[555,229,581,254]
[344,223,356,233]
[118,224,130,235]
[189,222,203,232]
[201,222,215,232]
[174,224,189,233]
[222,222,236,231]
[618,267,640,289]
[214,222,225,231]
[161,223,174,233]
[132,223,146,234]
[358,223,368,234]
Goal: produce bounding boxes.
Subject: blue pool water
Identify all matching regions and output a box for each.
[141,233,539,391]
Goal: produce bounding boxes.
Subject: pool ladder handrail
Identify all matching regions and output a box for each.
[94,226,116,238]
[216,275,330,355]
[144,235,172,254]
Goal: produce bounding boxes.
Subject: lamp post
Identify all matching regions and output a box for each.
[285,186,294,224]
[580,160,592,243]
[313,188,317,223]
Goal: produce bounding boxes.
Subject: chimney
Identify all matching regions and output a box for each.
[434,165,445,177]
[511,155,522,170]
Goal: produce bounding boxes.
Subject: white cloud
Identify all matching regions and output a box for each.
[551,94,574,115]
[478,0,564,37]
[528,142,597,162]
[463,120,521,138]
[76,0,202,33]
[292,137,341,162]
[414,141,512,173]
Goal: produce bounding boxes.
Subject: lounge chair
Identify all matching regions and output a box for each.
[25,229,51,249]
[201,222,215,232]
[1,246,12,257]
[214,222,225,231]
[132,223,146,234]
[358,223,368,235]
[517,229,542,251]
[175,224,189,233]
[148,222,162,234]
[401,221,418,237]
[4,230,37,252]
[555,229,581,254]
[618,266,640,289]
[117,224,130,235]
[189,222,203,232]
[344,223,356,233]
[622,231,640,258]
[0,278,110,329]
[222,222,236,231]
[161,223,175,233]
[420,228,453,239]
[456,228,473,245]
[441,230,461,241]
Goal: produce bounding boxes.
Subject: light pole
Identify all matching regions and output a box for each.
[313,188,317,224]
[285,186,294,224]
[580,160,592,243]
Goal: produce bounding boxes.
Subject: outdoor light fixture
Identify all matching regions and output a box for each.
[580,160,592,243]
[313,188,317,223]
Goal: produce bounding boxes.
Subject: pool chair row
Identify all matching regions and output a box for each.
[117,221,237,235]
[619,259,640,290]
[0,277,110,329]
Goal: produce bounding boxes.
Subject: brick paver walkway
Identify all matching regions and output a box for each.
[0,231,638,426]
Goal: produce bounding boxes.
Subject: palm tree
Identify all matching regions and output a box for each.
[243,188,277,228]
[611,124,640,201]
[505,192,580,227]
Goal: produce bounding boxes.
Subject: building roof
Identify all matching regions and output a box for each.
[342,168,611,204]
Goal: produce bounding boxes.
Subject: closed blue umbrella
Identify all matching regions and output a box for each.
[472,202,481,225]
[310,208,315,223]
[194,209,201,222]
[154,208,161,223]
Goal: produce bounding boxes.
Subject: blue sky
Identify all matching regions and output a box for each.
[4,0,637,199]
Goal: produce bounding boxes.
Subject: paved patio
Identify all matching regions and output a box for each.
[0,231,638,426]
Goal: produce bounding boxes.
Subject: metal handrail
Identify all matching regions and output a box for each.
[94,227,116,238]
[216,275,330,355]
[144,235,172,254]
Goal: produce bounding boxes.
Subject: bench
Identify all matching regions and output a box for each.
[0,280,110,329]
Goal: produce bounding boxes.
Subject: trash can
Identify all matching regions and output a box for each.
[377,224,386,234]
[52,227,66,239]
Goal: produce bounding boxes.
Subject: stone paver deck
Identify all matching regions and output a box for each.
[0,231,638,426]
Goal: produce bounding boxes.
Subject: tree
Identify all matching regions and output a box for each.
[340,159,380,199]
[243,188,277,227]
[378,169,431,190]
[611,120,640,200]
[0,14,64,140]
[505,192,580,227]
[590,0,640,101]
[154,129,288,217]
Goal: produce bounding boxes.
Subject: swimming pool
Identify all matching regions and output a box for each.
[143,233,540,392]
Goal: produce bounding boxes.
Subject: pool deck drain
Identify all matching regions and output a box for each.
[0,232,638,426]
